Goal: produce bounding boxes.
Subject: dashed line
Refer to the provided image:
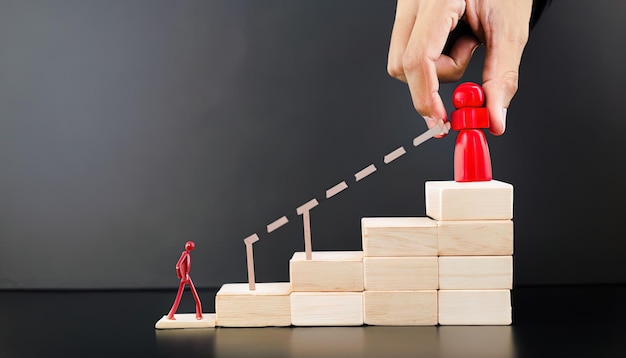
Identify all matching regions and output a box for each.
[267,216,289,233]
[354,164,377,181]
[244,121,444,243]
[244,233,260,245]
[413,120,449,146]
[326,181,348,198]
[296,198,319,215]
[383,146,406,164]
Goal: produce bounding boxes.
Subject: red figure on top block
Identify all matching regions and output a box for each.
[166,241,203,320]
[451,82,493,182]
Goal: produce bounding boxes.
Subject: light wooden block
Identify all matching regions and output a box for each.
[439,290,511,325]
[438,220,513,256]
[290,251,363,292]
[215,282,291,327]
[361,217,437,257]
[291,292,363,326]
[364,290,437,326]
[439,256,513,289]
[155,313,216,329]
[363,257,438,291]
[425,180,513,221]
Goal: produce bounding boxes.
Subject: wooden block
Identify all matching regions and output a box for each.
[439,256,513,289]
[291,292,363,326]
[155,313,216,329]
[425,180,513,220]
[438,290,511,325]
[438,220,513,256]
[363,257,438,291]
[364,291,437,326]
[215,282,291,327]
[361,217,437,257]
[290,251,363,292]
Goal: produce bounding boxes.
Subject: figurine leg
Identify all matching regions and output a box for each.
[166,281,186,320]
[187,278,203,319]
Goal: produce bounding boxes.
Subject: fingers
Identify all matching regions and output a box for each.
[482,44,524,135]
[436,34,481,82]
[388,0,467,130]
[389,17,479,85]
[477,0,532,135]
[387,0,420,83]
[402,0,466,127]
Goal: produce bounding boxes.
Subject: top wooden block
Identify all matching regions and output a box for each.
[290,251,364,292]
[216,282,292,296]
[216,283,292,327]
[425,180,513,221]
[362,217,437,257]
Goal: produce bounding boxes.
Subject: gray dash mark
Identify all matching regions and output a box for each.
[244,233,260,245]
[384,147,406,164]
[354,164,377,181]
[267,216,289,233]
[326,181,348,198]
[413,119,449,147]
[296,199,319,215]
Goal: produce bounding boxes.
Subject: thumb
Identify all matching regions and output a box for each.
[482,46,524,136]
[480,10,531,135]
[482,70,517,136]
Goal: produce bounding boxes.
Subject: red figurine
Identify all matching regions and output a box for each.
[166,241,203,320]
[451,82,493,182]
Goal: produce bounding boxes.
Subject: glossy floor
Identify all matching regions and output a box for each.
[0,285,623,357]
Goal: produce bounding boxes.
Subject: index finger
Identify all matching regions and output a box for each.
[402,0,465,127]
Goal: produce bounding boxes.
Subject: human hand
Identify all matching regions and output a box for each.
[387,0,533,136]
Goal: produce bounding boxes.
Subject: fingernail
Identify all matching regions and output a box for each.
[423,116,436,127]
[502,108,507,132]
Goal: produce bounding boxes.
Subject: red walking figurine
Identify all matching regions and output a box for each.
[451,82,493,182]
[166,241,203,320]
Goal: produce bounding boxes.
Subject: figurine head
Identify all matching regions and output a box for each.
[452,82,485,109]
[185,241,195,252]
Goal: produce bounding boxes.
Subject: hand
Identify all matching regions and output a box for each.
[387,0,533,135]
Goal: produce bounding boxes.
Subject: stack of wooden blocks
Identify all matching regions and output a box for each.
[215,180,513,326]
[426,180,514,325]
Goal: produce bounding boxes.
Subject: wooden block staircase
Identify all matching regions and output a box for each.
[214,179,514,327]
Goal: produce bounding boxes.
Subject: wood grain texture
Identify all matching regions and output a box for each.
[438,220,513,256]
[439,256,513,289]
[363,290,437,326]
[438,290,511,325]
[290,251,364,292]
[290,292,363,326]
[215,282,291,327]
[155,313,216,329]
[363,257,438,291]
[361,217,437,257]
[425,180,513,221]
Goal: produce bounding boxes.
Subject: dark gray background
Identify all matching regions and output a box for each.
[0,1,624,289]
